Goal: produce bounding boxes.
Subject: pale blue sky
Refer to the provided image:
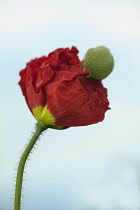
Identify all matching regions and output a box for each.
[0,0,140,209]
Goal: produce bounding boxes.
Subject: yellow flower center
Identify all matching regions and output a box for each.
[32,106,55,125]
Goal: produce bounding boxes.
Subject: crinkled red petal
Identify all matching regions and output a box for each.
[46,72,109,126]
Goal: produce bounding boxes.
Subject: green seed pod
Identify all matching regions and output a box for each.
[83,46,114,80]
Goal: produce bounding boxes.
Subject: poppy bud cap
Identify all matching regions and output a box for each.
[83,46,114,80]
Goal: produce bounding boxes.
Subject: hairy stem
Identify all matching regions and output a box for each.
[14,121,48,210]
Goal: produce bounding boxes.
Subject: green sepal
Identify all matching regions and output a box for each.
[83,46,114,80]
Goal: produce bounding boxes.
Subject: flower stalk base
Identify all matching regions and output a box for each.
[14,121,48,210]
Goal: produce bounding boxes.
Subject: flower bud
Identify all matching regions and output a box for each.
[83,46,114,80]
[19,46,110,127]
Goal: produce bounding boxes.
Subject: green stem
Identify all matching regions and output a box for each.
[14,121,48,210]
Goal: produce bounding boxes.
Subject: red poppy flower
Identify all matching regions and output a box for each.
[19,46,109,128]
